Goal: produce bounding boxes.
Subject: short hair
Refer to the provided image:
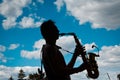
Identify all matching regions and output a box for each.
[40,20,58,39]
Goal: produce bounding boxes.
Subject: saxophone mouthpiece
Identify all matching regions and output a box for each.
[59,33,66,36]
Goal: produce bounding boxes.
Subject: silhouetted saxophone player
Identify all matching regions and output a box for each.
[60,33,99,79]
[40,20,99,80]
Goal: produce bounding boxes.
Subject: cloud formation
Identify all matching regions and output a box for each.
[55,0,120,30]
[0,0,32,30]
[8,44,20,50]
[54,0,64,12]
[0,44,19,63]
[21,50,40,59]
[0,53,7,63]
[20,39,45,59]
[38,0,44,4]
[0,45,6,52]
[19,16,42,28]
[98,45,120,69]
[0,0,45,30]
[56,36,76,54]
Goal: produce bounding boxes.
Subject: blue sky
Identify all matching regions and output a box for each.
[0,0,120,80]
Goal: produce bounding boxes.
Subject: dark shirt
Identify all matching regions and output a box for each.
[42,44,70,80]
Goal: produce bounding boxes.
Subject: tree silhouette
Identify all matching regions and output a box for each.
[18,69,25,80]
[8,76,14,80]
[28,68,47,80]
[117,74,120,80]
[29,73,33,79]
[28,73,40,80]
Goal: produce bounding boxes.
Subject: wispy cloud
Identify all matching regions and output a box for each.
[0,53,7,63]
[0,45,6,52]
[54,0,64,12]
[38,0,44,4]
[8,44,20,50]
[0,44,19,63]
[0,52,14,63]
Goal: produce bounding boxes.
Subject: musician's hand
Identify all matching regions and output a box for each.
[74,45,85,56]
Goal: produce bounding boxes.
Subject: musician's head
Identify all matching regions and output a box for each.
[40,20,59,44]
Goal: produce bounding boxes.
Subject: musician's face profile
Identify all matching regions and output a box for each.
[51,25,59,40]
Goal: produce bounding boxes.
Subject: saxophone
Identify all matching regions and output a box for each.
[59,33,99,79]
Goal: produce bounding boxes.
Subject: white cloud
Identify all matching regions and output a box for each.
[19,16,43,29]
[0,53,7,63]
[19,17,34,28]
[90,45,120,80]
[0,0,32,30]
[0,65,39,80]
[21,50,40,59]
[57,36,76,54]
[38,0,44,4]
[8,44,20,50]
[98,45,120,69]
[2,17,17,30]
[0,44,17,63]
[33,39,45,49]
[55,0,120,30]
[20,39,45,59]
[0,45,6,52]
[54,0,64,12]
